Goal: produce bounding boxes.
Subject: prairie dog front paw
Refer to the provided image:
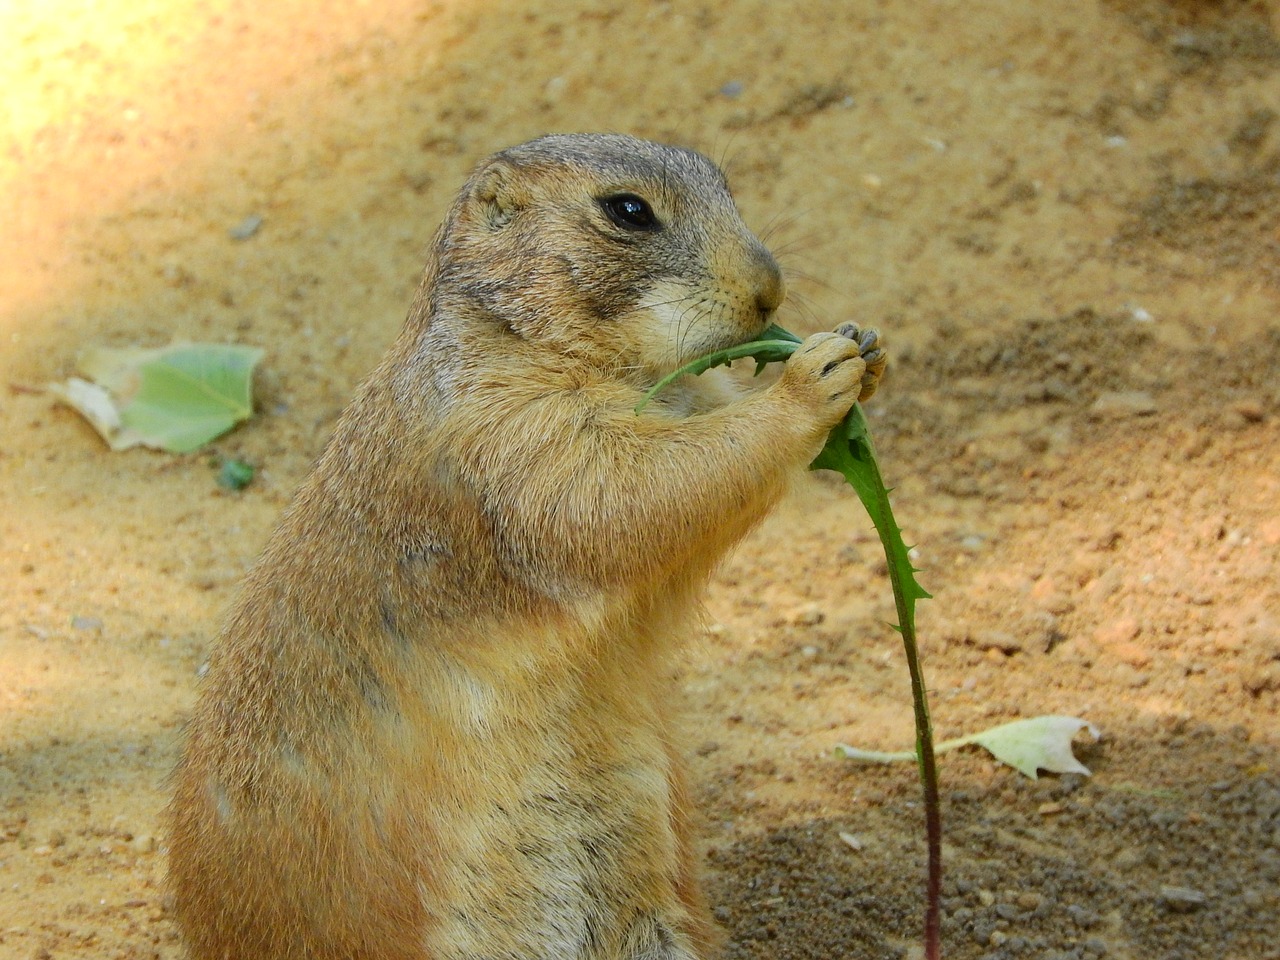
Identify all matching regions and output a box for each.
[834,322,887,401]
[778,331,867,431]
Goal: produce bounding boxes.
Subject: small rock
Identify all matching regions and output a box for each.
[1112,847,1145,871]
[1089,391,1157,419]
[71,615,103,632]
[131,833,156,854]
[1094,617,1139,647]
[228,214,263,240]
[1016,891,1044,911]
[1037,801,1065,816]
[1232,399,1265,423]
[1038,593,1076,616]
[402,170,433,192]
[789,604,825,627]
[837,831,864,851]
[1241,662,1279,694]
[836,543,863,564]
[719,80,744,98]
[1158,885,1207,913]
[1116,665,1150,688]
[975,630,1023,655]
[1113,641,1152,668]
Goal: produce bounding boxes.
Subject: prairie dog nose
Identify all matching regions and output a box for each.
[750,243,785,315]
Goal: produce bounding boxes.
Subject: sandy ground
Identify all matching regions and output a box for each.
[2,1,1278,957]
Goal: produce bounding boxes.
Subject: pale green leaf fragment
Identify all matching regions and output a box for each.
[964,716,1099,779]
[836,715,1099,779]
[49,343,264,453]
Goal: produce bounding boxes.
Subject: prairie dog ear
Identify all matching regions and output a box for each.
[470,158,529,229]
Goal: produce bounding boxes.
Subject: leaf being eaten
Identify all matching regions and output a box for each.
[836,715,1100,779]
[49,343,263,453]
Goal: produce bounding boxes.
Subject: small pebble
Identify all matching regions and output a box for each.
[228,214,263,240]
[789,604,825,627]
[1089,391,1157,419]
[71,615,103,632]
[1233,399,1264,422]
[1093,616,1139,647]
[975,630,1023,655]
[1017,891,1043,910]
[1158,885,1207,913]
[837,831,864,851]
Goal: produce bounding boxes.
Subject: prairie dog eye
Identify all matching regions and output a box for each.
[599,193,660,232]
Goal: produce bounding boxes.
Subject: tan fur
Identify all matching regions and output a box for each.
[167,134,883,960]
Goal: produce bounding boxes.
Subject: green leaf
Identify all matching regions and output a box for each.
[121,345,262,453]
[49,343,263,453]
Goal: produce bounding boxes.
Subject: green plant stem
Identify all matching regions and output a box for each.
[836,405,941,960]
[774,323,939,956]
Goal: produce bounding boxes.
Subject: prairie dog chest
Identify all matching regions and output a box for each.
[415,669,679,958]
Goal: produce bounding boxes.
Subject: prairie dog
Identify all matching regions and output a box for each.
[167,133,885,960]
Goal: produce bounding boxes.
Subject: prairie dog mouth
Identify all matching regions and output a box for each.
[630,281,763,373]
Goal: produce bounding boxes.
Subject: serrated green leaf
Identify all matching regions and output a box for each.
[639,321,935,775]
[644,319,942,956]
[635,338,798,413]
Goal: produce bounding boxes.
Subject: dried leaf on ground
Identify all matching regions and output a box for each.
[837,715,1100,779]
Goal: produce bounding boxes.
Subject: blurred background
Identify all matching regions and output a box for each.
[2,1,1278,957]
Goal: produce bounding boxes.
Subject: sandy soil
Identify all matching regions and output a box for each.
[2,1,1278,958]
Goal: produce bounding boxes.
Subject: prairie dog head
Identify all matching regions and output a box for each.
[437,134,785,378]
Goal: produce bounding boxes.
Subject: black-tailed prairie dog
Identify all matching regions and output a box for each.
[167,133,886,959]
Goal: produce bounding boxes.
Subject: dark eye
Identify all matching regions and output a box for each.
[599,193,659,232]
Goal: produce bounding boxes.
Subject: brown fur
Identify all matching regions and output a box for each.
[167,134,882,959]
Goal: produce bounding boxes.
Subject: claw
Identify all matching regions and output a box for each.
[858,376,880,402]
[858,328,880,354]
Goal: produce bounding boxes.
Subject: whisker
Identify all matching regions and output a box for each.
[781,265,835,294]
